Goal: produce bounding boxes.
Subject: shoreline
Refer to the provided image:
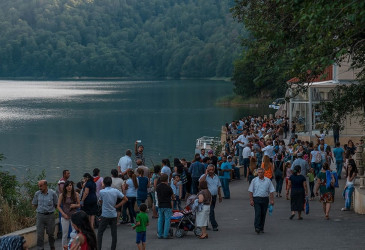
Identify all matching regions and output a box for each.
[215,94,272,107]
[0,76,232,82]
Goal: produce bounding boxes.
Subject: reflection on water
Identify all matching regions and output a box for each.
[0,80,272,182]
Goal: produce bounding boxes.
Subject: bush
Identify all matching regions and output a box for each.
[0,154,53,235]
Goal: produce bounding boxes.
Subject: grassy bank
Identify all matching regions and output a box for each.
[216,94,272,106]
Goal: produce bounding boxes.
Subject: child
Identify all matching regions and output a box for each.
[171,174,182,210]
[307,168,315,200]
[133,203,149,250]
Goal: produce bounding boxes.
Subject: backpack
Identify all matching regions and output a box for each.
[314,151,322,163]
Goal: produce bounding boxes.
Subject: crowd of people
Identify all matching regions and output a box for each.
[225,115,363,233]
[1,116,364,249]
[28,140,226,250]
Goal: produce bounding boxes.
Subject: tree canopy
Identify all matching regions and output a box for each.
[0,0,244,78]
[231,0,365,127]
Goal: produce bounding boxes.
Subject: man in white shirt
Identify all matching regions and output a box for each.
[161,159,172,182]
[242,143,252,178]
[235,129,249,166]
[262,139,274,161]
[248,168,275,234]
[117,150,133,177]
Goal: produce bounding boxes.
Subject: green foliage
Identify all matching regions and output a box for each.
[0,0,244,78]
[0,154,52,234]
[0,162,19,206]
[232,0,365,127]
[22,169,48,199]
[232,50,287,98]
[320,83,365,130]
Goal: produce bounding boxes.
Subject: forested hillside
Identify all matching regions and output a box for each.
[0,0,244,78]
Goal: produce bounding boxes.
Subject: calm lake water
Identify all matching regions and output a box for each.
[0,80,272,182]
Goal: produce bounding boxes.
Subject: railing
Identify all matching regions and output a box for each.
[195,136,221,151]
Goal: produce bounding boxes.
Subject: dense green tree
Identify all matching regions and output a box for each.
[232,0,365,127]
[0,0,244,78]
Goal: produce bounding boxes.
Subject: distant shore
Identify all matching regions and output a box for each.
[0,76,232,81]
[216,94,272,107]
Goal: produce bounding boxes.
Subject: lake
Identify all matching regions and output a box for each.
[0,79,272,182]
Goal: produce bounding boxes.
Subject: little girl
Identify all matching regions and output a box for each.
[307,168,315,200]
[284,162,292,200]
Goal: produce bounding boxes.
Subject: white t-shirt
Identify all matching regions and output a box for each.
[161,166,172,176]
[262,145,274,159]
[242,147,252,159]
[125,178,137,197]
[248,177,275,197]
[118,155,133,173]
[236,134,249,147]
[111,177,124,192]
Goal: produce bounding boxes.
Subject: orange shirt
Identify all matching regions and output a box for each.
[261,162,273,179]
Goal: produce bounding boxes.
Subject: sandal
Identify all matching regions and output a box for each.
[199,234,208,239]
[289,214,295,220]
[325,215,329,220]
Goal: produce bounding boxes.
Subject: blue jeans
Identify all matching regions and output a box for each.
[158,208,172,238]
[122,197,136,223]
[336,161,344,179]
[344,185,354,209]
[173,196,181,210]
[233,166,240,179]
[191,177,200,195]
[220,178,230,198]
[275,177,283,194]
[137,198,146,208]
[238,146,244,166]
[311,162,321,176]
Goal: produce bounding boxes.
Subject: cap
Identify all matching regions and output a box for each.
[297,152,303,157]
[208,150,214,154]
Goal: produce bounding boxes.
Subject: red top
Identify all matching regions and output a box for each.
[71,233,89,250]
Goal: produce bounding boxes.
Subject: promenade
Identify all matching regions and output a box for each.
[33,177,365,250]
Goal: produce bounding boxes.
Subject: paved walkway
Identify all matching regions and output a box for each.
[33,177,365,250]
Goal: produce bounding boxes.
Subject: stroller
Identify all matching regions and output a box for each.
[169,194,202,238]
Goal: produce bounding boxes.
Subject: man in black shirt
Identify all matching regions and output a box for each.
[156,174,174,239]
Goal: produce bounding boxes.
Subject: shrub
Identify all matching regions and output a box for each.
[0,154,52,235]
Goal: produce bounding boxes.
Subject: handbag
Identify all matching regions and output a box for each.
[305,197,309,214]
